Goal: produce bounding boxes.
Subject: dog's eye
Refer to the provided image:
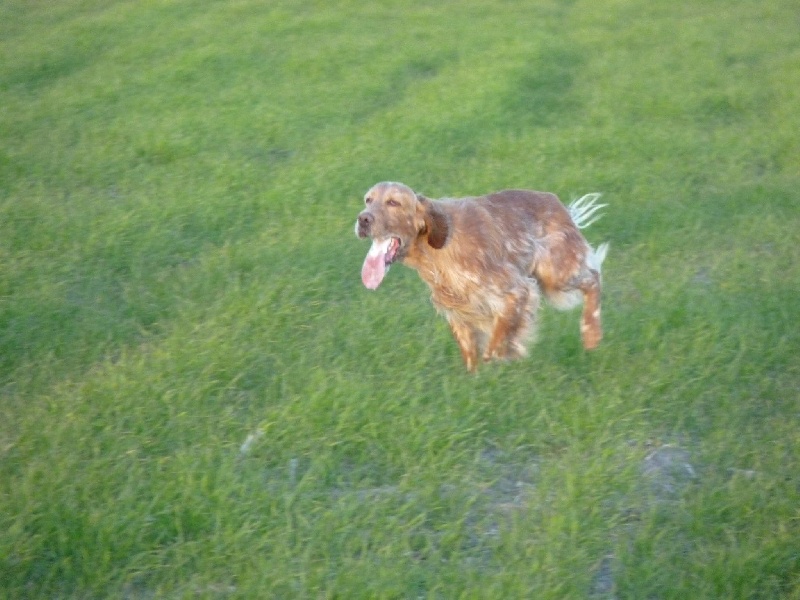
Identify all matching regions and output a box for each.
[365,197,373,205]
[387,199,400,207]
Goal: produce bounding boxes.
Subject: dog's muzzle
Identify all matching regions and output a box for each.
[356,212,373,238]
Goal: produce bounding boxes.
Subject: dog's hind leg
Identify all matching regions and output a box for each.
[578,270,602,349]
[574,243,608,350]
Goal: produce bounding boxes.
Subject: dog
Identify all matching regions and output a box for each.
[355,181,608,371]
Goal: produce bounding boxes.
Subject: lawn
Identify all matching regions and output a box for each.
[1,0,798,597]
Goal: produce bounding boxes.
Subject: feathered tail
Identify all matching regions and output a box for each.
[544,194,608,311]
[568,193,607,230]
[569,193,609,275]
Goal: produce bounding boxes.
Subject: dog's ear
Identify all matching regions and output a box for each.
[416,194,449,249]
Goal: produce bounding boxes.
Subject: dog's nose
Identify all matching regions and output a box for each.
[358,212,373,231]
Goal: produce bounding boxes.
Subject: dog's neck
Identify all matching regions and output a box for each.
[404,243,483,313]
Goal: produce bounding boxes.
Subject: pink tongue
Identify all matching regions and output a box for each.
[361,238,391,289]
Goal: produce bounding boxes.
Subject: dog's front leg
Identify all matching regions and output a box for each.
[483,287,530,362]
[448,317,479,372]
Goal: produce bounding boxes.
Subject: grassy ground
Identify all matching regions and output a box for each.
[1,0,799,597]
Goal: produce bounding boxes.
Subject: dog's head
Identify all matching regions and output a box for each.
[355,181,449,289]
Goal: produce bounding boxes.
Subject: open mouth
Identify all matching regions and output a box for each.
[384,237,401,264]
[361,237,401,289]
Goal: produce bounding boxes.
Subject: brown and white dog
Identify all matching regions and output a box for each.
[355,181,608,371]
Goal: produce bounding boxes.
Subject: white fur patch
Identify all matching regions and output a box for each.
[547,289,583,311]
[589,242,609,274]
[367,237,392,258]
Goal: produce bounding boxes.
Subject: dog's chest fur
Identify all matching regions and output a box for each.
[404,198,543,324]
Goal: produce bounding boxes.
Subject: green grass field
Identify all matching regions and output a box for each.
[2,0,799,597]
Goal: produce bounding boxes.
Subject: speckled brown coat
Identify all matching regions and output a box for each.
[356,182,608,372]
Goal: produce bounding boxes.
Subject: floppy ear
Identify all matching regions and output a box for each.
[416,195,449,249]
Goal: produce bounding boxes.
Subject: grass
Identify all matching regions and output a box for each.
[1,0,799,597]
